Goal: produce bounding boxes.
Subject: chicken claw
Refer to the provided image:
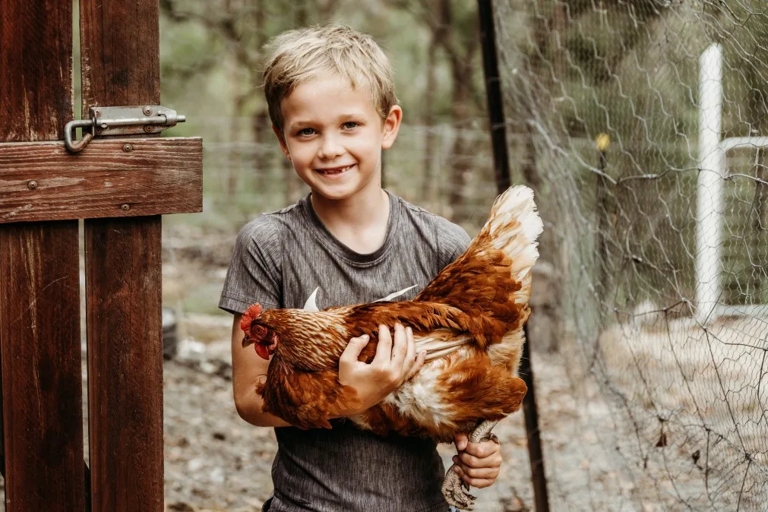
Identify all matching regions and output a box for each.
[442,468,476,510]
[441,420,500,511]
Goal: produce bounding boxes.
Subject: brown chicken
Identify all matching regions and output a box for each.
[240,185,542,509]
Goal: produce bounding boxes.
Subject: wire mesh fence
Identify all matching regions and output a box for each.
[493,0,768,510]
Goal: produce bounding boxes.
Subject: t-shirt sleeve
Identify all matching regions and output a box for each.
[218,215,283,315]
[437,219,471,270]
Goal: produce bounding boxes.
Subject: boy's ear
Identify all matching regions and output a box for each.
[272,124,291,159]
[381,105,403,150]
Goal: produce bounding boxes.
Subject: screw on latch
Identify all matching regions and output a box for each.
[143,106,153,115]
[27,180,38,190]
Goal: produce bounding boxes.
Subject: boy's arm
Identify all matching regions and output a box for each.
[230,314,291,427]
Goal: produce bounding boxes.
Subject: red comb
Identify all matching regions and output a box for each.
[240,303,263,332]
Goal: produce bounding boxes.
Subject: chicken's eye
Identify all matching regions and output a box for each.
[251,324,268,342]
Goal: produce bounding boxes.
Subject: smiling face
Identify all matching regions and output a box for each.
[274,72,402,205]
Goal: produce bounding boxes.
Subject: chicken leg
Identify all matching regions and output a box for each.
[441,419,499,510]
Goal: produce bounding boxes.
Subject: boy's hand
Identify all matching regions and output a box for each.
[452,434,503,489]
[338,323,426,415]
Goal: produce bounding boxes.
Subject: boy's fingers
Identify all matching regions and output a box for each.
[454,433,468,451]
[340,334,370,364]
[389,324,407,368]
[401,326,416,371]
[405,350,426,380]
[452,458,500,489]
[399,326,419,378]
[452,457,500,479]
[374,324,392,362]
[457,451,501,469]
[463,439,501,458]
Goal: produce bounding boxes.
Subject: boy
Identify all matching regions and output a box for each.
[219,25,503,511]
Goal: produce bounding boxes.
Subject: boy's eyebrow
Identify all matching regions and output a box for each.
[286,112,367,130]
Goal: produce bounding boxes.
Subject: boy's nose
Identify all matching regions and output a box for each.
[317,134,344,159]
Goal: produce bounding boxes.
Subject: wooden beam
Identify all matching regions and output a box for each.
[0,0,86,510]
[80,0,166,510]
[0,137,203,223]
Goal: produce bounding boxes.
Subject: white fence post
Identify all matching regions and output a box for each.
[695,43,724,324]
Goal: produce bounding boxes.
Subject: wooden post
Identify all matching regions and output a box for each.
[1,0,203,510]
[0,2,87,511]
[80,1,163,510]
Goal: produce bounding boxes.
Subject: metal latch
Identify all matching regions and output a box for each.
[64,105,186,153]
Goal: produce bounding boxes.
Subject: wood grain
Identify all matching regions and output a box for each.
[85,216,163,511]
[0,137,203,223]
[79,0,160,113]
[0,1,74,141]
[0,0,86,510]
[0,224,85,511]
[80,0,167,510]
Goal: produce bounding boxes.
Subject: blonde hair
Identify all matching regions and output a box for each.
[263,25,398,131]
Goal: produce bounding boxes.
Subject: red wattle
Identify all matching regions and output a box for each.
[255,344,270,360]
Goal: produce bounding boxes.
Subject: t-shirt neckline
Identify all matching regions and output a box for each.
[301,190,399,266]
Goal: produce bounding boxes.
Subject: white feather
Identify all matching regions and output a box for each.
[303,287,320,311]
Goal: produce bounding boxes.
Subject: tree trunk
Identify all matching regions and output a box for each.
[447,59,473,221]
[422,35,438,204]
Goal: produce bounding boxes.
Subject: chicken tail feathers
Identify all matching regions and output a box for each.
[481,185,543,283]
[415,185,542,346]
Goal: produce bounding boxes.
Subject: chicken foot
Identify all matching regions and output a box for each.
[441,419,499,511]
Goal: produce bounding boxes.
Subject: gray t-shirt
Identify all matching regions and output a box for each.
[219,191,470,512]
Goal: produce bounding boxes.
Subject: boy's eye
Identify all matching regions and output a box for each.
[296,128,316,137]
[342,121,360,130]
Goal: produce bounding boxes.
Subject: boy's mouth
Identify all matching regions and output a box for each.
[316,164,354,176]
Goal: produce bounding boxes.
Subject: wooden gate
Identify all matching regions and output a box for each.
[0,1,203,510]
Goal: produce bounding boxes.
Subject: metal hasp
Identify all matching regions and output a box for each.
[64,105,186,153]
